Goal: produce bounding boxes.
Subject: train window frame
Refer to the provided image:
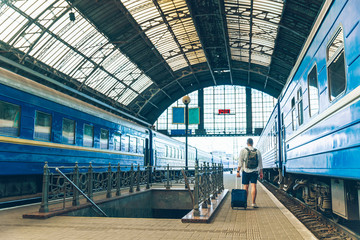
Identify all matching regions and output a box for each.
[136,137,144,154]
[0,100,21,137]
[114,132,121,151]
[34,111,52,142]
[121,135,129,152]
[291,97,296,131]
[297,88,304,126]
[83,124,94,148]
[129,136,137,153]
[307,64,320,117]
[326,26,347,102]
[100,128,109,150]
[139,138,144,154]
[62,118,76,145]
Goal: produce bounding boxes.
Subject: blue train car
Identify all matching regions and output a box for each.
[258,0,360,220]
[0,68,149,197]
[257,103,280,171]
[0,68,213,199]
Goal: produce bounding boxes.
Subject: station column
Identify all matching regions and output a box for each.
[246,87,252,135]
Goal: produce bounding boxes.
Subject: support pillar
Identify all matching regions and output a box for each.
[246,87,252,135]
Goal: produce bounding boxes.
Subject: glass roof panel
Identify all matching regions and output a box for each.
[0,5,28,43]
[225,0,284,66]
[121,0,205,72]
[130,75,153,93]
[118,89,138,106]
[12,0,53,19]
[0,0,155,107]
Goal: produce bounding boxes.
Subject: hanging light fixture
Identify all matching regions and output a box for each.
[69,12,75,22]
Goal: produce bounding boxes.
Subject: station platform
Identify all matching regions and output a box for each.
[0,174,316,240]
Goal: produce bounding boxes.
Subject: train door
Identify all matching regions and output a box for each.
[145,138,150,166]
[280,111,286,175]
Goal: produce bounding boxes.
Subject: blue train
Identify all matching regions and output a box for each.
[0,68,228,199]
[257,0,360,221]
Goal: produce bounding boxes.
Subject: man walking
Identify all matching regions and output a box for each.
[236,138,263,208]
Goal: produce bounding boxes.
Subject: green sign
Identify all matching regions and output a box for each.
[189,107,200,125]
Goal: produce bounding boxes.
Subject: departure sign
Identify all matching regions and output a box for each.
[218,109,230,114]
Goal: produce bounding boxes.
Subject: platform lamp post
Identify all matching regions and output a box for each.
[182,95,191,170]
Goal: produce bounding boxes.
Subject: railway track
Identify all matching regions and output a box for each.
[0,197,41,209]
[262,181,360,240]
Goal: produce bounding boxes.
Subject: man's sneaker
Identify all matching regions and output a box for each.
[251,203,258,208]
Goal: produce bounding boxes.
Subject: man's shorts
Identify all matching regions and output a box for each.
[242,171,258,185]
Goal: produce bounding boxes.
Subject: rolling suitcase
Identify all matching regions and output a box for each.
[231,175,247,209]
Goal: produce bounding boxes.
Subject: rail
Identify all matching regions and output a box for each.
[38,162,224,215]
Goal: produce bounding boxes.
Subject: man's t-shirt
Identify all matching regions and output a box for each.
[238,146,263,173]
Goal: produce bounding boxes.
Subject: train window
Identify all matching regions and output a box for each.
[327,27,346,101]
[136,138,143,154]
[129,136,136,153]
[308,65,319,117]
[62,118,75,145]
[34,111,52,141]
[138,138,144,154]
[121,135,129,152]
[0,100,20,137]
[83,124,94,147]
[114,132,121,151]
[100,129,109,149]
[291,97,296,131]
[297,88,304,126]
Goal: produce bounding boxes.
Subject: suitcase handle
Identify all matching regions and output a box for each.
[235,172,242,189]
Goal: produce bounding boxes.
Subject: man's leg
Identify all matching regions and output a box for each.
[243,184,249,200]
[250,183,257,204]
[242,171,250,200]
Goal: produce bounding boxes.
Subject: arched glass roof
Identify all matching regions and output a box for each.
[122,0,206,71]
[225,0,284,66]
[0,0,326,123]
[0,0,153,106]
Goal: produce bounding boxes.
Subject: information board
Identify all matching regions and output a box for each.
[189,107,200,125]
[172,107,185,124]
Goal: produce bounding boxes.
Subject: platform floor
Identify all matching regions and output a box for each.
[0,174,316,240]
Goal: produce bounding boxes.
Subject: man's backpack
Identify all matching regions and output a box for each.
[245,148,258,169]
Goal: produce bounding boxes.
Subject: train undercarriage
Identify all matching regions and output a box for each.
[263,168,360,221]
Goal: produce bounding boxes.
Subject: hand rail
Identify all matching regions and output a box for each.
[55,167,108,217]
[39,162,224,216]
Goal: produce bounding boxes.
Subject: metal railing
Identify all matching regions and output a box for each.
[38,161,224,215]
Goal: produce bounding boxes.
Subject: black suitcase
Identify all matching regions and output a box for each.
[231,176,247,209]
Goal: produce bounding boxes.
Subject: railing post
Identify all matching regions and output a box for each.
[215,163,220,195]
[165,164,171,190]
[211,163,217,199]
[129,164,134,193]
[221,164,224,191]
[206,163,212,205]
[136,164,140,191]
[146,164,150,189]
[72,162,80,206]
[193,161,200,216]
[39,162,49,213]
[116,163,121,196]
[201,163,208,209]
[87,162,93,201]
[107,163,112,198]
